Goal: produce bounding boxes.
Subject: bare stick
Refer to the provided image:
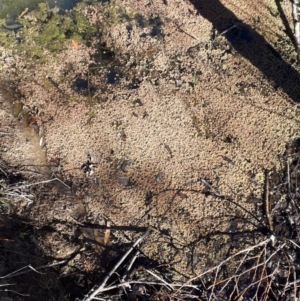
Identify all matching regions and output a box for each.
[176,237,272,293]
[292,0,300,63]
[174,21,201,42]
[4,192,34,204]
[287,158,291,194]
[0,289,30,296]
[0,166,7,177]
[293,266,298,301]
[213,24,238,41]
[18,7,28,19]
[119,248,140,284]
[0,260,66,279]
[145,269,173,291]
[265,171,273,232]
[9,177,70,189]
[83,228,152,301]
[200,179,221,197]
[96,281,199,293]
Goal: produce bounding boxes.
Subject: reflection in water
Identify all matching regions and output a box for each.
[0,0,99,17]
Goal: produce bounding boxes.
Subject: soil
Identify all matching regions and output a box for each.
[1,0,300,300]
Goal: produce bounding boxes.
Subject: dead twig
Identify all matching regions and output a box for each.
[0,289,30,296]
[177,237,272,294]
[174,21,201,42]
[145,269,173,291]
[0,260,66,279]
[97,281,199,293]
[200,178,222,197]
[212,24,238,41]
[0,166,8,177]
[119,248,140,284]
[9,177,70,189]
[292,0,300,63]
[265,170,274,232]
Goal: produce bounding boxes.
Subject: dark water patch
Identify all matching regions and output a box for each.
[119,12,130,22]
[93,44,115,65]
[0,0,109,18]
[227,26,253,44]
[107,67,122,84]
[134,13,146,28]
[127,76,142,89]
[134,14,164,38]
[72,76,96,96]
[2,14,23,31]
[75,77,88,89]
[148,16,164,37]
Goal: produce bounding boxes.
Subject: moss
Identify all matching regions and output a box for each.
[34,15,69,52]
[104,5,130,25]
[33,2,48,20]
[9,2,97,55]
[42,77,55,91]
[73,4,97,32]
[0,30,15,48]
[69,96,80,102]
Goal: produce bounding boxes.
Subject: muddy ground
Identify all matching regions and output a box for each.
[1,0,300,300]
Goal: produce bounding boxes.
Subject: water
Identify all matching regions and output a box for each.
[0,0,93,18]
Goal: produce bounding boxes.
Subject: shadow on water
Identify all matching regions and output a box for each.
[189,0,300,103]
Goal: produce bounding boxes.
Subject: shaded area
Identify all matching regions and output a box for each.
[189,0,300,103]
[274,0,296,50]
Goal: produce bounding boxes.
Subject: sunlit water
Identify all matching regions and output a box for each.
[0,0,87,17]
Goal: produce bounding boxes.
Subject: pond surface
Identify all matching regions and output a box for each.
[0,0,103,17]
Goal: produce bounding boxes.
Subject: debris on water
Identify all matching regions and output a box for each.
[74,77,88,90]
[116,159,131,172]
[177,191,187,199]
[115,174,133,187]
[245,196,261,204]
[119,129,127,141]
[27,108,39,127]
[81,154,98,177]
[3,22,23,31]
[163,143,173,158]
[71,39,79,49]
[155,172,164,183]
[107,68,120,84]
[145,191,153,205]
[132,99,143,107]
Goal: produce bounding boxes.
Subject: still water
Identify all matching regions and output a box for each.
[0,0,88,17]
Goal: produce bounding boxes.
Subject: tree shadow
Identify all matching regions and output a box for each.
[189,0,300,103]
[274,0,296,49]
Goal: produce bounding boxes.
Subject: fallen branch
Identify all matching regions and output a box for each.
[265,170,274,232]
[8,177,70,189]
[145,269,173,291]
[177,237,272,293]
[82,228,152,301]
[100,281,199,293]
[0,260,66,279]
